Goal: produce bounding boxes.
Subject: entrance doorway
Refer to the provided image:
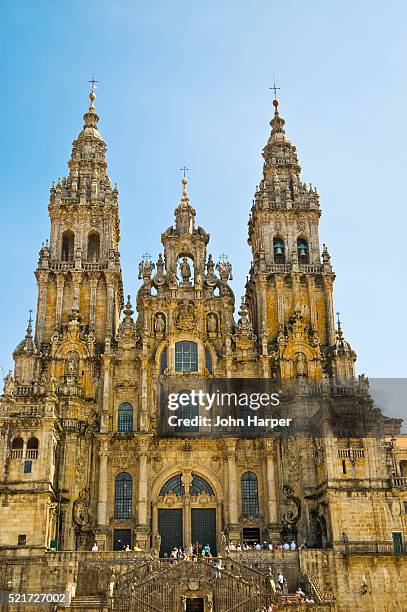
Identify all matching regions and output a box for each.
[185,598,204,612]
[191,508,216,554]
[158,508,183,556]
[113,529,131,551]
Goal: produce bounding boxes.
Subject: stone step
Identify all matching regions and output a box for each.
[66,594,107,610]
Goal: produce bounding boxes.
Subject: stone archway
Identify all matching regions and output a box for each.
[152,468,222,556]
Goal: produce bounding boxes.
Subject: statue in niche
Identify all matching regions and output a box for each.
[179,257,192,283]
[154,313,166,335]
[66,351,79,378]
[295,352,308,378]
[207,313,218,334]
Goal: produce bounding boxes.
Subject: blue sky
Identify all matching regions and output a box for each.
[0,0,406,381]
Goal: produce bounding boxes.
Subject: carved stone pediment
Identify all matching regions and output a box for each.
[191,492,216,505]
[175,300,196,331]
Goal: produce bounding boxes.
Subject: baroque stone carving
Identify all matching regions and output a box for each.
[73,487,91,527]
[175,300,196,331]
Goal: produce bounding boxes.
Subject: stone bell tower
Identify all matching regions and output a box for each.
[35,88,123,348]
[246,97,356,381]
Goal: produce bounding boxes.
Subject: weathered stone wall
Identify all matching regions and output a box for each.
[300,549,407,612]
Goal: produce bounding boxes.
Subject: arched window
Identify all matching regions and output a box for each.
[175,341,198,372]
[11,437,24,458]
[61,231,75,261]
[190,474,214,496]
[159,473,214,497]
[118,403,133,432]
[273,237,285,263]
[87,232,100,261]
[26,437,39,459]
[241,471,259,518]
[115,472,132,519]
[177,390,199,433]
[160,474,184,496]
[205,348,213,374]
[297,238,309,264]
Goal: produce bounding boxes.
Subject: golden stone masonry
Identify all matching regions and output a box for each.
[0,90,406,611]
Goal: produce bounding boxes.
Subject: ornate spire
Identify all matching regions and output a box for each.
[175,176,196,234]
[248,95,320,219]
[49,83,117,206]
[270,98,286,135]
[81,89,103,137]
[13,310,36,356]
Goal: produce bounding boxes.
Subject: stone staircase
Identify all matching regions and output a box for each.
[64,593,108,610]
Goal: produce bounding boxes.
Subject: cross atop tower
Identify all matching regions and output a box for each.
[269,74,280,100]
[88,74,99,93]
[180,166,189,178]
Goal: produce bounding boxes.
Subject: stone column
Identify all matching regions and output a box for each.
[264,443,280,541]
[135,439,150,549]
[55,274,65,327]
[71,271,81,308]
[292,273,301,313]
[101,355,112,432]
[105,272,115,338]
[182,471,192,549]
[323,276,335,345]
[140,356,148,431]
[275,276,285,328]
[225,440,240,543]
[34,270,48,344]
[307,277,317,329]
[96,437,110,550]
[89,274,99,330]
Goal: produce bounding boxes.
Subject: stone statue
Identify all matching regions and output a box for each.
[3,371,14,396]
[295,352,307,377]
[66,351,79,376]
[154,314,166,335]
[179,257,191,283]
[207,254,215,273]
[48,376,58,396]
[207,313,217,334]
[155,532,162,552]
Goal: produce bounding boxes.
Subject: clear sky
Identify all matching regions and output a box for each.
[0,0,406,384]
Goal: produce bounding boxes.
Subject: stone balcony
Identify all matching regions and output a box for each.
[391,476,407,488]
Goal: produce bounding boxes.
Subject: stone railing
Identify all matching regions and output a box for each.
[340,541,407,555]
[337,448,366,459]
[9,405,45,418]
[9,449,23,459]
[47,260,109,272]
[14,385,42,397]
[48,261,75,271]
[81,262,108,271]
[302,570,336,605]
[266,262,324,275]
[392,476,407,488]
[26,449,38,459]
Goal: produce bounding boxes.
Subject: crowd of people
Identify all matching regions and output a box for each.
[167,543,218,562]
[225,539,309,552]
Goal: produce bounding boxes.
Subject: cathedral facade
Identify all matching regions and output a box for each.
[1,90,407,611]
